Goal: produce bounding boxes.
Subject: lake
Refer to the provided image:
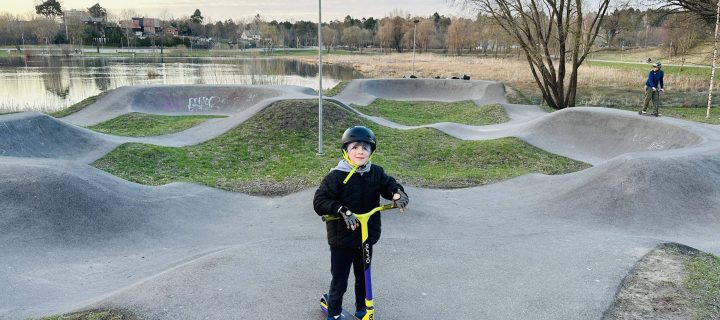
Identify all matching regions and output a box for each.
[0,55,362,113]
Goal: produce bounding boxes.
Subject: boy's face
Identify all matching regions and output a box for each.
[346,142,371,166]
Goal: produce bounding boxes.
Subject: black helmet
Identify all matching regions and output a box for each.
[341,126,376,152]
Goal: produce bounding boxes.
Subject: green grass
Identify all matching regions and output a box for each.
[93,100,590,196]
[588,60,718,79]
[0,50,12,58]
[38,309,133,320]
[324,80,349,97]
[87,113,226,137]
[49,93,104,118]
[686,250,720,319]
[354,99,509,126]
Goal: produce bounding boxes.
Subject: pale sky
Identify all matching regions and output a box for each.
[2,0,468,22]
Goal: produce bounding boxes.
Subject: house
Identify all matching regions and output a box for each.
[64,9,105,24]
[63,10,107,25]
[120,17,161,38]
[241,30,262,41]
[164,27,179,37]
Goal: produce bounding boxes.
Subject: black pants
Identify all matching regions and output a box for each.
[328,246,372,317]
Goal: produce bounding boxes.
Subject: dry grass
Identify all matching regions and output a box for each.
[295,53,711,93]
[293,52,720,109]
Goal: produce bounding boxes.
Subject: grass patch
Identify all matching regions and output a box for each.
[354,99,509,126]
[87,113,226,137]
[686,249,720,319]
[324,80,349,97]
[38,309,134,320]
[93,100,590,195]
[49,93,105,118]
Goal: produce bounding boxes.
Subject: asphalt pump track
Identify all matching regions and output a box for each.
[1,79,718,319]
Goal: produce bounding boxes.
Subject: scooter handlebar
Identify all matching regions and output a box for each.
[321,203,397,222]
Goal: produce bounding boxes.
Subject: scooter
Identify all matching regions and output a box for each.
[319,203,397,320]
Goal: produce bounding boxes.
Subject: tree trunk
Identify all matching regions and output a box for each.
[707,0,720,119]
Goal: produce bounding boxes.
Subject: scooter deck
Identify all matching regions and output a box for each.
[320,294,359,319]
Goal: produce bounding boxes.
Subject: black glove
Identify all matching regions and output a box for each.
[339,206,359,230]
[393,189,409,209]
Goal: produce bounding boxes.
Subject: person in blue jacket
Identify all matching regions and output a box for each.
[640,61,665,116]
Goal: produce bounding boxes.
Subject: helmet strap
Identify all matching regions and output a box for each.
[341,149,373,184]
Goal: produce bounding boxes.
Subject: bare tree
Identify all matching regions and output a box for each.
[416,19,438,52]
[664,0,718,22]
[342,26,364,51]
[462,0,610,109]
[665,12,708,70]
[377,16,405,52]
[446,18,475,55]
[322,25,338,52]
[259,22,282,54]
[31,16,59,49]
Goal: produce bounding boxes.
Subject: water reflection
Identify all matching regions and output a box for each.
[41,57,70,99]
[0,56,362,112]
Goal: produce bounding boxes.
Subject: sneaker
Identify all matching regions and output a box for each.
[327,315,341,320]
[355,308,367,319]
[639,110,647,115]
[651,113,661,117]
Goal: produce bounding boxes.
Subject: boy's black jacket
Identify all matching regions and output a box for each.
[313,164,404,248]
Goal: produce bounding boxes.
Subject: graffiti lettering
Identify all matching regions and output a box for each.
[647,141,666,150]
[187,96,223,112]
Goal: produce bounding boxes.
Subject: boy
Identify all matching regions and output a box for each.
[313,125,409,320]
[640,61,665,116]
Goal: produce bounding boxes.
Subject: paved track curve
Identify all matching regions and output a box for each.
[1,79,718,319]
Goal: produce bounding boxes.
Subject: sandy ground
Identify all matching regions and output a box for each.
[604,244,696,320]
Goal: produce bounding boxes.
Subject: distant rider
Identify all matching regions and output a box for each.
[639,61,664,116]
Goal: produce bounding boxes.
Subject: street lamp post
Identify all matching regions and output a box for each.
[317,0,324,155]
[412,19,419,77]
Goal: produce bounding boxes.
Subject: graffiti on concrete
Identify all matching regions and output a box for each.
[647,141,666,150]
[187,96,225,112]
[632,134,666,150]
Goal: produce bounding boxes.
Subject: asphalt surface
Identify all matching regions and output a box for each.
[0,79,718,319]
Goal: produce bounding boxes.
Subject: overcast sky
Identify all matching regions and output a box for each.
[3,0,468,21]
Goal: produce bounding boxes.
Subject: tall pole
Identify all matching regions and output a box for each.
[412,19,419,76]
[707,0,720,119]
[317,0,324,155]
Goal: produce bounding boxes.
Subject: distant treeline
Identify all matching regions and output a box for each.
[0,3,715,57]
